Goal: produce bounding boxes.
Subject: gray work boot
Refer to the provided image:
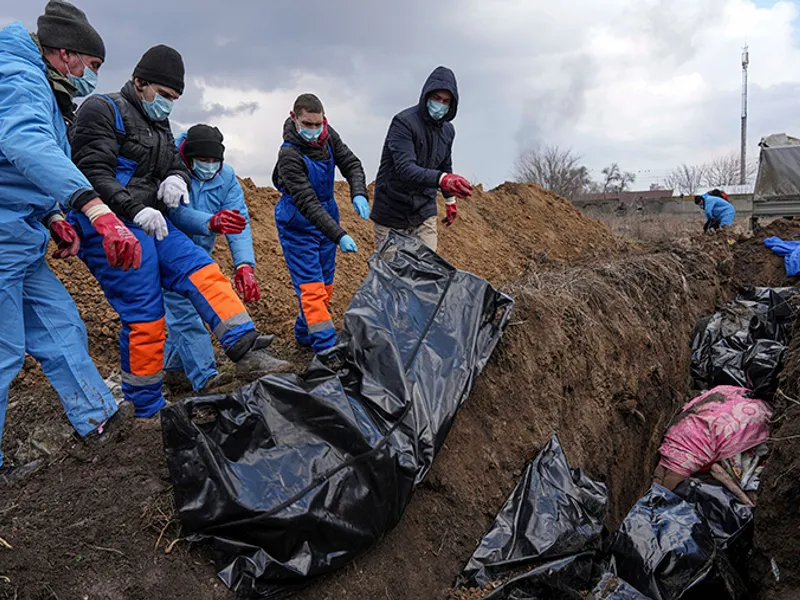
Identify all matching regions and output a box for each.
[235,336,293,376]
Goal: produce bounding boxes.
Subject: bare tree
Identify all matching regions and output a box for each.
[665,164,706,195]
[702,152,758,186]
[600,162,636,196]
[513,145,594,200]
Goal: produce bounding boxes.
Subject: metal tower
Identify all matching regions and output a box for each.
[740,45,749,185]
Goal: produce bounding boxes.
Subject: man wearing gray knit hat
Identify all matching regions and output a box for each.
[0,1,142,483]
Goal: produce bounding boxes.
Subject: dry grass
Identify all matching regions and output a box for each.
[599,215,700,242]
[141,485,181,552]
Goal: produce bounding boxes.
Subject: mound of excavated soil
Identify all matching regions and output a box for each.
[17,180,622,381]
[1,182,748,600]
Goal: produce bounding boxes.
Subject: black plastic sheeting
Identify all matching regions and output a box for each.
[456,434,608,596]
[608,484,715,600]
[161,233,513,599]
[608,484,748,600]
[690,287,796,396]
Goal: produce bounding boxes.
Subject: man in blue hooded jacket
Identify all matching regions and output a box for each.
[0,1,143,481]
[694,189,736,232]
[165,124,260,392]
[371,66,474,253]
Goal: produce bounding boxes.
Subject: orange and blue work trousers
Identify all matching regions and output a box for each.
[275,149,338,354]
[69,212,254,417]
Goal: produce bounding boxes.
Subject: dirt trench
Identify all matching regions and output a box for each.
[1,185,795,600]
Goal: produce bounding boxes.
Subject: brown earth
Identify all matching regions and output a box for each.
[0,181,790,600]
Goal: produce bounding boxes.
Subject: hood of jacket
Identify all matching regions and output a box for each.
[418,66,459,124]
[1,23,78,121]
[0,22,43,70]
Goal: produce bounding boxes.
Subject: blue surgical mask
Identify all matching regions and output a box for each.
[193,159,220,181]
[67,56,97,97]
[427,99,449,121]
[143,85,174,121]
[296,120,323,142]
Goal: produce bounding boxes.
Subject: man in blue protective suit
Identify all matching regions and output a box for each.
[69,45,290,419]
[695,189,736,232]
[0,1,143,482]
[272,93,369,356]
[164,124,260,392]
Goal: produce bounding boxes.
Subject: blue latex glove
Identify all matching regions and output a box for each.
[339,234,358,253]
[352,195,370,220]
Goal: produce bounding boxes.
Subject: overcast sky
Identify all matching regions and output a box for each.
[6,0,800,189]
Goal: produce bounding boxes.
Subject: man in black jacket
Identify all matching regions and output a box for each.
[272,93,369,354]
[371,66,473,252]
[69,45,289,418]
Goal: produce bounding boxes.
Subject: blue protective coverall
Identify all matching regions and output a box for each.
[0,22,118,465]
[163,132,255,391]
[275,144,339,353]
[702,193,736,227]
[764,236,800,277]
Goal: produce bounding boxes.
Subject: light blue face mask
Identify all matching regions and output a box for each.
[67,56,98,97]
[143,85,174,121]
[193,159,220,181]
[427,99,449,121]
[297,124,323,142]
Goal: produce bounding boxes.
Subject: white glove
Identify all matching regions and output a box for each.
[133,207,169,241]
[157,175,189,209]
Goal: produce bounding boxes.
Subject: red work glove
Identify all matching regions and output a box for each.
[235,265,261,303]
[209,209,247,235]
[440,174,474,199]
[49,218,80,258]
[93,213,142,271]
[442,202,458,227]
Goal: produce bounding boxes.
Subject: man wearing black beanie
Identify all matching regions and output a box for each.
[0,2,141,482]
[69,46,290,418]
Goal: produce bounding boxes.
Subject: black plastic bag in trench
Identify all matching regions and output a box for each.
[608,484,746,600]
[456,434,608,593]
[161,233,513,599]
[690,287,796,393]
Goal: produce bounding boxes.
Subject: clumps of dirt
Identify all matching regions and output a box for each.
[733,218,800,289]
